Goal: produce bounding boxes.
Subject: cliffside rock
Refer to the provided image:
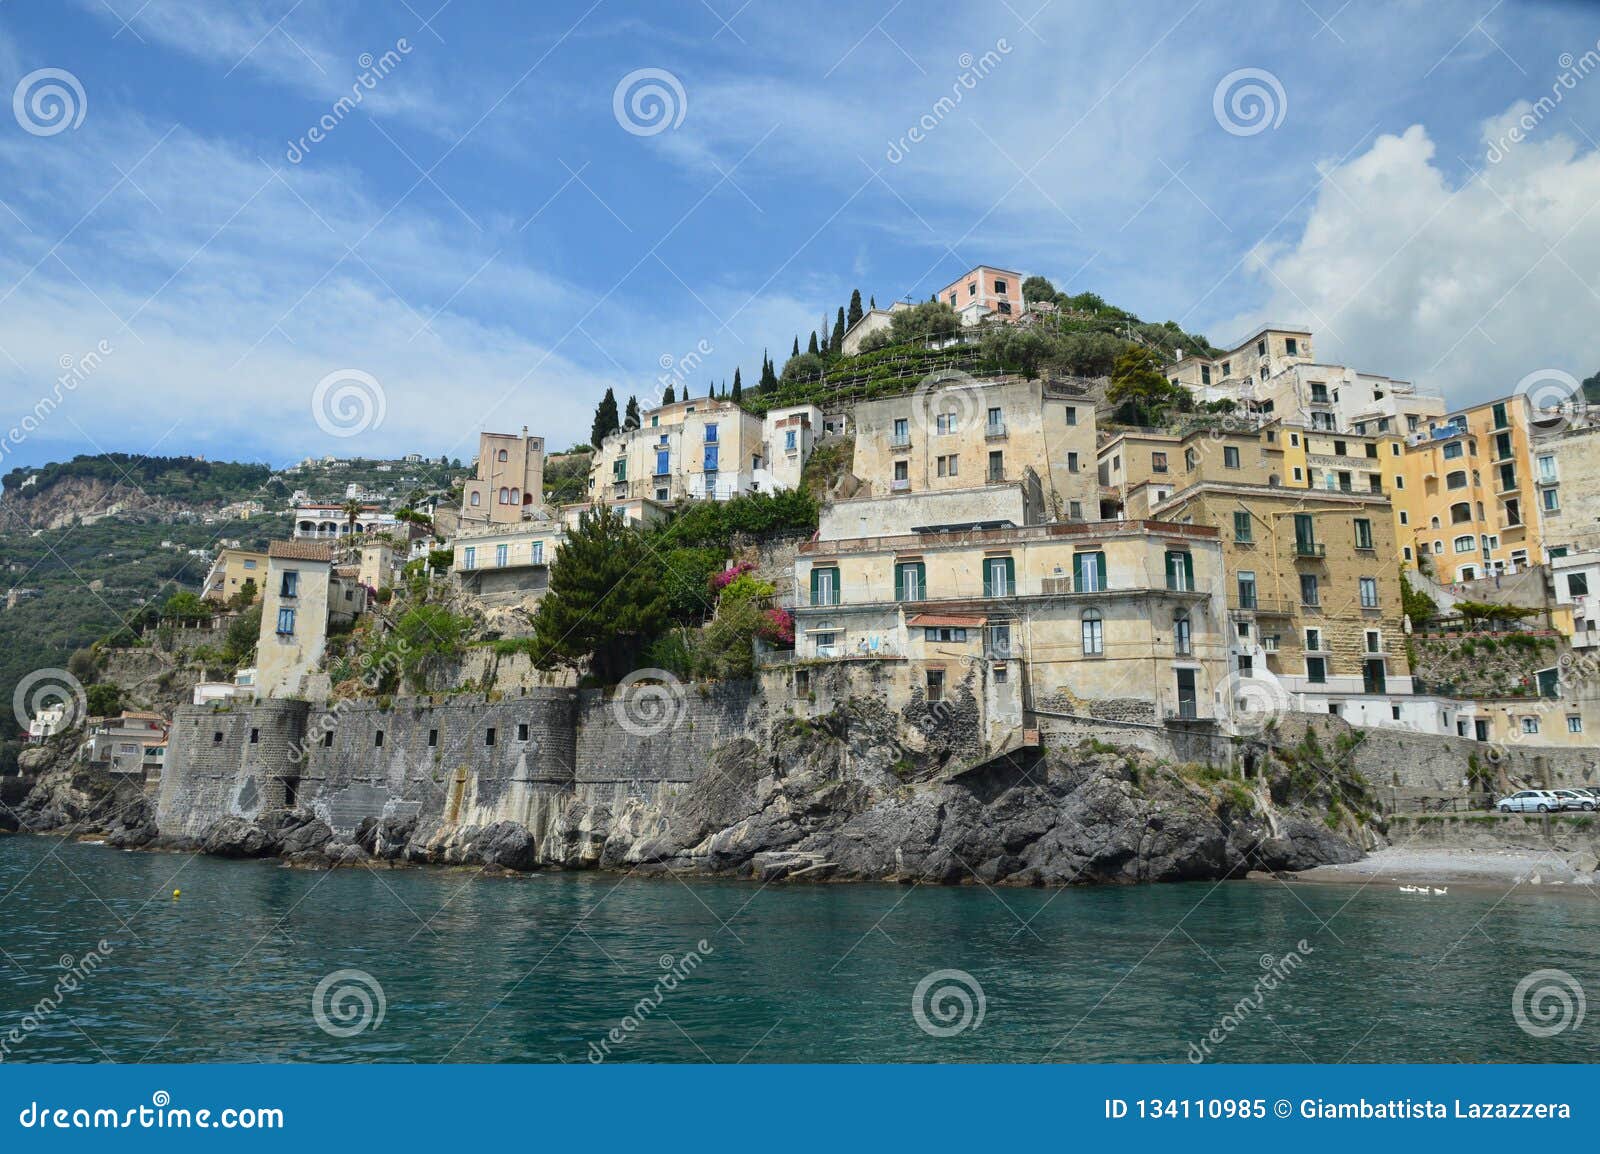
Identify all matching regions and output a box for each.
[200,816,278,859]
[10,738,150,835]
[470,821,540,872]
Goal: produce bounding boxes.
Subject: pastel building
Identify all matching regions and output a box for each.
[202,548,268,604]
[256,540,364,699]
[462,428,546,524]
[937,265,1025,326]
[589,398,771,505]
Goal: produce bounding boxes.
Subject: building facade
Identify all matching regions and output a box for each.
[462,428,546,524]
[453,519,566,601]
[202,548,268,604]
[937,265,1025,326]
[256,540,362,699]
[590,398,771,506]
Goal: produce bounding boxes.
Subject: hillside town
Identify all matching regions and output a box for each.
[11,264,1600,865]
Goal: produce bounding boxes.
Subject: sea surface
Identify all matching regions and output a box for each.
[1,835,1595,1063]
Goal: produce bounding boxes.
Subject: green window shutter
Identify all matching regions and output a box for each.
[915,562,926,600]
[1073,553,1087,592]
[809,567,820,605]
[1004,556,1015,596]
[894,564,904,602]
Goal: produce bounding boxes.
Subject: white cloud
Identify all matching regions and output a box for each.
[1239,117,1600,402]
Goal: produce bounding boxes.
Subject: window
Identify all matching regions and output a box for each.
[1498,462,1516,491]
[927,669,945,703]
[1543,488,1559,512]
[1399,511,1409,526]
[496,544,509,568]
[936,412,958,435]
[1233,511,1252,542]
[1354,518,1373,550]
[893,417,909,441]
[704,423,718,443]
[1081,609,1104,655]
[1151,451,1168,473]
[323,731,334,748]
[517,723,529,742]
[987,450,1004,482]
[1293,467,1303,482]
[1285,337,1299,356]
[485,728,496,747]
[1174,611,1191,656]
[1443,441,1464,460]
[894,460,909,482]
[470,491,481,506]
[531,541,543,565]
[1538,454,1557,483]
[1521,717,1540,735]
[1446,470,1467,490]
[1453,535,1475,554]
[1221,361,1231,377]
[984,555,1016,597]
[810,567,839,606]
[1067,451,1079,473]
[374,730,384,748]
[656,449,670,475]
[1359,577,1379,608]
[986,624,1012,660]
[1299,573,1319,606]
[612,458,626,481]
[1293,513,1317,555]
[1257,339,1267,356]
[1074,551,1107,593]
[987,406,1004,433]
[427,729,438,748]
[1366,630,1382,653]
[1394,475,1404,490]
[1064,406,1078,425]
[1184,447,1198,471]
[1305,627,1323,651]
[276,607,296,635]
[924,626,967,642]
[1068,501,1082,519]
[280,570,299,598]
[498,486,510,504]
[703,444,719,471]
[1165,550,1194,592]
[249,728,259,744]
[895,561,926,602]
[1492,401,1509,429]
[463,546,476,570]
[1201,365,1211,386]
[1236,571,1257,609]
[785,429,798,451]
[937,454,959,477]
[1306,656,1327,684]
[1506,497,1523,525]
[1568,572,1590,598]
[1223,445,1240,469]
[1310,382,1329,403]
[1568,716,1583,734]
[993,277,1008,293]
[1450,502,1472,524]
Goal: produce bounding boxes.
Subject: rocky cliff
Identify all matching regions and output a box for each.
[8,700,1363,884]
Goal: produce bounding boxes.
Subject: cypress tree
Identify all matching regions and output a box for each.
[662,383,676,405]
[808,331,819,355]
[832,306,845,354]
[870,295,876,309]
[792,336,800,358]
[731,368,743,402]
[590,387,620,448]
[759,351,777,392]
[847,289,863,330]
[623,395,640,429]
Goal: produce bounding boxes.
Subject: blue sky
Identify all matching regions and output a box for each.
[2,0,1600,468]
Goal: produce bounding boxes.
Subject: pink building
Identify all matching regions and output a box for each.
[938,265,1024,326]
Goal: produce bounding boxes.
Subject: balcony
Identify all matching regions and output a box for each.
[890,479,911,493]
[1293,541,1326,558]
[1229,595,1293,616]
[889,434,912,450]
[985,421,1008,440]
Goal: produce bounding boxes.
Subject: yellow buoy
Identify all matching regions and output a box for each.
[172,889,181,899]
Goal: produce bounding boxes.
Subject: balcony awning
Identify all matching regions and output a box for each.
[908,613,987,628]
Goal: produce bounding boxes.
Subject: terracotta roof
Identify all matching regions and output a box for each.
[908,613,987,628]
[268,540,334,562]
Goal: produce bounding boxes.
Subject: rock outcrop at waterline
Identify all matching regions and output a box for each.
[8,701,1364,884]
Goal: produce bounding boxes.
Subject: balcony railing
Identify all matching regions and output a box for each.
[985,421,1007,440]
[889,434,912,450]
[1293,541,1326,558]
[890,479,911,492]
[1229,595,1293,615]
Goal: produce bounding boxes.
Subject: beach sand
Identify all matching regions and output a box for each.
[1286,846,1599,893]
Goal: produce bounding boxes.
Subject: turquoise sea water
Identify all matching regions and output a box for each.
[0,836,1595,1063]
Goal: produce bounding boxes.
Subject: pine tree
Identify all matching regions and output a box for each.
[832,306,845,354]
[623,395,640,429]
[731,367,743,402]
[530,505,668,683]
[792,336,800,358]
[848,289,864,330]
[590,387,620,448]
[662,383,676,405]
[808,331,819,355]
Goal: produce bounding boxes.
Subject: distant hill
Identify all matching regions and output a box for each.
[1583,370,1600,405]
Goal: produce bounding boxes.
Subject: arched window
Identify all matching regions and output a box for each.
[1430,516,1440,529]
[499,487,510,504]
[1446,470,1466,490]
[470,492,481,507]
[1450,502,1472,524]
[497,449,508,462]
[509,487,520,505]
[1081,608,1104,656]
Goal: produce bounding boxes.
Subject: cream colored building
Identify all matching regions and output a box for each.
[453,519,565,601]
[1532,418,1600,556]
[1169,325,1313,397]
[462,428,546,524]
[762,404,823,493]
[839,300,913,355]
[590,398,770,505]
[794,519,1228,726]
[358,541,401,592]
[850,375,1096,521]
[819,481,1043,541]
[201,548,268,604]
[256,540,362,699]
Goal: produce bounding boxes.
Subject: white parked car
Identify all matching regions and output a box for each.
[1553,789,1597,812]
[1496,790,1562,813]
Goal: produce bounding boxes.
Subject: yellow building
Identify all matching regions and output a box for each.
[202,548,268,604]
[850,375,1097,521]
[794,519,1228,725]
[1397,397,1543,583]
[452,519,565,601]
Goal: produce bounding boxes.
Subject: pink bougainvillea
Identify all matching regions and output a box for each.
[709,561,756,592]
[758,607,795,648]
